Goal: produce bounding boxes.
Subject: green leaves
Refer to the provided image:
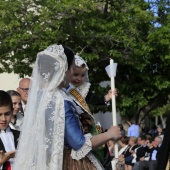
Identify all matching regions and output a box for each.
[0,0,169,122]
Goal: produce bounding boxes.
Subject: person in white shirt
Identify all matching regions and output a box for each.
[127,120,140,138]
[118,137,129,156]
[0,90,20,170]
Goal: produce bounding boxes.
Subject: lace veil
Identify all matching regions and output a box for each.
[13,45,67,170]
[74,55,91,98]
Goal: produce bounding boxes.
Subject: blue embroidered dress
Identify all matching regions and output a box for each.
[63,94,104,170]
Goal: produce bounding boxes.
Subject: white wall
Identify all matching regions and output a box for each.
[0,73,21,91]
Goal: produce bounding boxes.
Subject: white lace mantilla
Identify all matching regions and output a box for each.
[13,45,67,170]
[13,90,65,170]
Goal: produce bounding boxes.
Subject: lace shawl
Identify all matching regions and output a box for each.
[13,45,67,170]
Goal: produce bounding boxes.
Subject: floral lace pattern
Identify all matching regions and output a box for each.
[71,133,104,170]
[75,55,89,70]
[13,46,103,170]
[71,133,92,160]
[13,45,67,170]
[77,82,91,98]
[14,90,65,170]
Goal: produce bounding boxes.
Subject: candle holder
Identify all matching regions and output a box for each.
[105,60,117,78]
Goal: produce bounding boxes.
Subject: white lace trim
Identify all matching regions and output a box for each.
[71,133,92,160]
[71,133,104,170]
[63,85,92,116]
[77,82,91,98]
[61,90,84,116]
[87,152,105,170]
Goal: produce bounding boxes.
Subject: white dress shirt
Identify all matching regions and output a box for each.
[0,127,15,170]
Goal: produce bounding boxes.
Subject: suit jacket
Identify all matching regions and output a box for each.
[0,128,20,170]
[20,104,25,116]
[149,145,161,161]
[156,113,170,170]
[136,145,148,161]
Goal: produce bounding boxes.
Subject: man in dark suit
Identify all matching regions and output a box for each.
[133,135,148,170]
[156,112,170,170]
[0,90,20,170]
[139,136,162,170]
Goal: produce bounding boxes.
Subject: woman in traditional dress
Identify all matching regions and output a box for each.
[65,55,117,163]
[13,44,122,170]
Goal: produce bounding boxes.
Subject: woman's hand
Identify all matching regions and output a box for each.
[107,126,122,141]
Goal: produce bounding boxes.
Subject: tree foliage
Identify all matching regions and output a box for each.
[0,0,169,124]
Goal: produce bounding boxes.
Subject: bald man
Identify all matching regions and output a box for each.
[17,78,30,115]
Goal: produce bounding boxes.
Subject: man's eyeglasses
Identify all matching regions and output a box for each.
[19,87,29,92]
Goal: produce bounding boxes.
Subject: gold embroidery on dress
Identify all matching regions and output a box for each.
[69,88,91,114]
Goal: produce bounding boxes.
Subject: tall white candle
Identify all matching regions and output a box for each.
[110,59,119,161]
[110,59,117,126]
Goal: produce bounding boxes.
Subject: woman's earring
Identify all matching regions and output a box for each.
[63,79,67,87]
[63,75,67,87]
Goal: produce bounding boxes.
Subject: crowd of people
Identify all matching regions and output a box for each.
[0,44,169,170]
[102,121,168,170]
[116,131,163,170]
